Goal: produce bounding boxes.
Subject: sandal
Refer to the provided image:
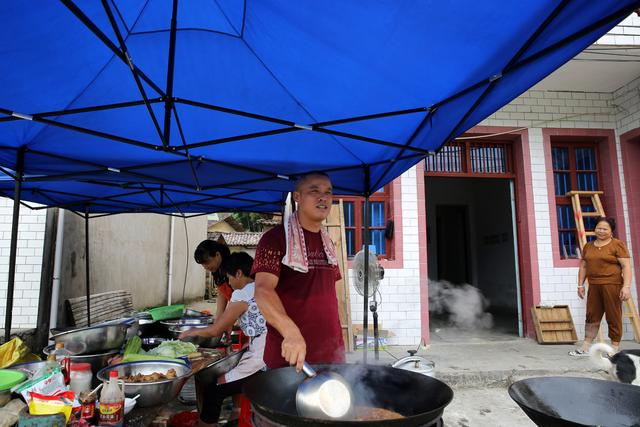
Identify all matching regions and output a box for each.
[568,348,589,357]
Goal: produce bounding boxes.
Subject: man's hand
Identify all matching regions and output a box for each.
[282,329,306,373]
[620,286,631,302]
[577,286,585,299]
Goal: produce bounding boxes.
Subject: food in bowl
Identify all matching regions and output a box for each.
[122,368,177,383]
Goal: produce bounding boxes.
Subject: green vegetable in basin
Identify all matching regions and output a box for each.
[121,354,186,364]
[147,341,197,358]
[123,336,142,356]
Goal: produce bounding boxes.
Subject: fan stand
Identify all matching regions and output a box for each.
[370,296,380,360]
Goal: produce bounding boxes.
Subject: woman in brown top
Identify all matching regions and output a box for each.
[569,217,632,356]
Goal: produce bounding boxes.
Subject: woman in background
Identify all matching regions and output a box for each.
[569,217,632,356]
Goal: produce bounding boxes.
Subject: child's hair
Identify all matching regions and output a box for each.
[224,251,254,278]
[194,240,230,264]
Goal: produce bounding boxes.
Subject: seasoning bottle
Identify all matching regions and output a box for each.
[78,390,97,424]
[99,371,125,426]
[52,342,72,384]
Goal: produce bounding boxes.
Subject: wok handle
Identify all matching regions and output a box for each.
[302,362,317,378]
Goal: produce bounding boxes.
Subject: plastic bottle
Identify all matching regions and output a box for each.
[69,362,93,395]
[52,342,72,384]
[99,371,124,426]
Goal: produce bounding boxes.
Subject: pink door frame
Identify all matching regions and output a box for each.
[420,126,540,342]
[620,128,640,294]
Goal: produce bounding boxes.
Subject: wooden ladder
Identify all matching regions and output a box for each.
[567,191,640,343]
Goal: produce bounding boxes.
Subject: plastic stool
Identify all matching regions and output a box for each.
[238,395,252,427]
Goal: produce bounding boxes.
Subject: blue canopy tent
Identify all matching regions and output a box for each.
[1,1,638,351]
[0,177,286,340]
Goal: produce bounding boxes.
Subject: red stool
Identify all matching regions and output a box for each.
[238,394,252,427]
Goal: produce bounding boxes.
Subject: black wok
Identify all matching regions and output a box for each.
[243,364,453,426]
[509,376,640,427]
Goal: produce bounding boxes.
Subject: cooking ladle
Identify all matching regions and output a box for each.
[296,362,355,420]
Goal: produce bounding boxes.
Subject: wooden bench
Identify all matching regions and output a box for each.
[65,290,135,327]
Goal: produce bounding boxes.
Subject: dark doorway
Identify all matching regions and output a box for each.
[436,205,470,284]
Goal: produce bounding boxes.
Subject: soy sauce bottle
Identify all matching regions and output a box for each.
[99,371,124,426]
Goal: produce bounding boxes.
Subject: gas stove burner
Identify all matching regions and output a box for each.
[251,411,444,427]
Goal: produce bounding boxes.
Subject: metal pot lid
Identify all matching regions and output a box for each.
[392,356,435,372]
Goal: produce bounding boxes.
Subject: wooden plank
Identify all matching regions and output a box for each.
[624,298,640,343]
[66,290,135,327]
[565,191,604,196]
[531,305,578,344]
[592,193,605,216]
[325,200,353,352]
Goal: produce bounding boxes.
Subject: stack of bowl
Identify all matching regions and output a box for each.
[48,322,129,386]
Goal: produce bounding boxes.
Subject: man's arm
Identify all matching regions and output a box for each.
[254,271,306,372]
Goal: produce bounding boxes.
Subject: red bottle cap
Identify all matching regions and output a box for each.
[109,370,119,378]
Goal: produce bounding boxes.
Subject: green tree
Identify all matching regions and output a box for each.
[232,212,272,232]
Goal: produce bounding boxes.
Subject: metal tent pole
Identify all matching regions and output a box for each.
[362,167,371,363]
[35,208,59,349]
[4,149,24,342]
[84,209,91,326]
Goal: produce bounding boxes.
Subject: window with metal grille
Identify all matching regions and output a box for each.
[551,143,599,259]
[425,140,514,177]
[340,187,392,258]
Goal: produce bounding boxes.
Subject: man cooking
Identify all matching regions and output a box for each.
[253,172,345,371]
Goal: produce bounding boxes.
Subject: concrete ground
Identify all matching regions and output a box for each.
[346,331,640,427]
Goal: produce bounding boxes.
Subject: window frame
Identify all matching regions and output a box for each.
[424,139,515,178]
[551,141,601,260]
[339,185,393,259]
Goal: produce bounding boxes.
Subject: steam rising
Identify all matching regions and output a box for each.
[428,280,493,329]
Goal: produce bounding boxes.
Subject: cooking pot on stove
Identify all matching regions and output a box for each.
[391,350,435,377]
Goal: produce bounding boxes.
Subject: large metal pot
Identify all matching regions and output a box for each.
[97,361,192,408]
[509,376,640,427]
[243,364,453,426]
[51,323,128,354]
[43,345,119,387]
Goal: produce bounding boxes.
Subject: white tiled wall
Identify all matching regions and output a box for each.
[597,13,640,45]
[345,12,640,344]
[478,85,640,340]
[348,166,423,346]
[0,198,46,329]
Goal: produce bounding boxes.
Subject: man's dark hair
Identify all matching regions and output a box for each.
[194,240,230,264]
[294,171,331,192]
[223,251,254,278]
[596,216,616,233]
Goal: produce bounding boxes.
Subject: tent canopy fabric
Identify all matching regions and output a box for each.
[0,1,638,199]
[0,179,285,214]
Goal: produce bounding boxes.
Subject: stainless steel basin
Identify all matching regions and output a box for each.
[51,323,128,354]
[97,361,192,407]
